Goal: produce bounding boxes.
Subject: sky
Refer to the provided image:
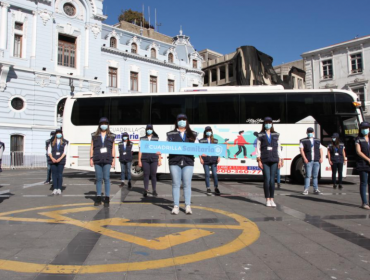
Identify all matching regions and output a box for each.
[103,0,370,66]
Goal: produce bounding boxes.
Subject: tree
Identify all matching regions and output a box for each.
[118,9,154,29]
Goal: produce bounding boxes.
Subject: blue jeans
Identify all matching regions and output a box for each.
[51,164,64,190]
[359,171,370,205]
[120,162,132,181]
[170,165,193,206]
[304,161,320,190]
[276,168,281,184]
[95,164,111,197]
[203,164,218,188]
[262,162,278,198]
[46,156,52,182]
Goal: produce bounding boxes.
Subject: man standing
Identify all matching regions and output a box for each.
[300,127,324,195]
[0,140,5,172]
[234,131,250,159]
[44,131,55,184]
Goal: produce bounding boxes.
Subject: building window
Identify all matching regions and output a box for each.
[351,53,363,74]
[110,37,117,48]
[14,22,23,31]
[352,87,366,110]
[131,43,137,54]
[322,59,333,79]
[130,72,138,91]
[168,53,174,63]
[193,59,197,69]
[14,34,22,58]
[298,78,303,89]
[11,97,24,110]
[168,79,174,92]
[109,67,118,88]
[58,34,76,68]
[150,76,157,93]
[151,48,156,59]
[63,3,76,17]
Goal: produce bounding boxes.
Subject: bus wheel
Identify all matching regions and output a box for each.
[131,157,144,180]
[293,157,305,184]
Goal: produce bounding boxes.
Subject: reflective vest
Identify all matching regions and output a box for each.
[92,132,116,165]
[258,132,279,163]
[300,137,321,162]
[118,142,133,163]
[140,136,159,162]
[167,130,198,167]
[355,136,370,172]
[328,143,345,164]
[47,139,69,165]
[199,138,219,165]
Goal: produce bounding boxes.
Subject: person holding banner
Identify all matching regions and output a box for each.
[199,126,221,196]
[256,117,282,207]
[138,125,161,197]
[167,114,198,215]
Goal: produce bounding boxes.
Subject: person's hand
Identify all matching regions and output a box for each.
[280,160,284,167]
[200,158,204,165]
[319,158,323,164]
[278,162,281,169]
[304,158,308,164]
[51,158,57,163]
[90,158,93,167]
[217,158,221,163]
[138,160,142,167]
[201,154,207,157]
[112,160,115,169]
[56,158,61,163]
[158,160,162,166]
[329,160,333,166]
[344,160,347,166]
[156,151,161,155]
[258,161,263,170]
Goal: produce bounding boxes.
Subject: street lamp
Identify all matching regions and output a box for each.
[69,78,75,96]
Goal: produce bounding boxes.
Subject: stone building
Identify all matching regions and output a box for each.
[273,60,306,90]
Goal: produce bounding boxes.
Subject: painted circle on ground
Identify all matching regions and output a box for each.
[0,203,260,274]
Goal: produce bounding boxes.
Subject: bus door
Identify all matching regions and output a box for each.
[339,115,360,174]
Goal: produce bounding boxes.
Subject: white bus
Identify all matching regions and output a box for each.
[63,86,363,182]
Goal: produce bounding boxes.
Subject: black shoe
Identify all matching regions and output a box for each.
[339,185,343,190]
[333,184,337,189]
[143,190,148,197]
[277,183,281,189]
[214,187,221,196]
[128,181,132,189]
[206,189,212,196]
[44,181,50,185]
[153,191,158,197]
[119,182,125,187]
[94,196,102,206]
[104,196,110,208]
[49,181,53,185]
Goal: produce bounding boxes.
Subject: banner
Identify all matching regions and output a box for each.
[139,141,227,157]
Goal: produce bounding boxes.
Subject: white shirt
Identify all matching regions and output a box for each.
[256,133,282,158]
[299,137,324,161]
[47,139,68,156]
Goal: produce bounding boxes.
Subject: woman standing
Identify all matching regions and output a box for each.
[138,125,161,197]
[48,129,68,195]
[355,122,370,209]
[199,126,220,196]
[167,114,198,215]
[328,133,347,190]
[256,117,282,207]
[118,132,133,189]
[90,117,115,207]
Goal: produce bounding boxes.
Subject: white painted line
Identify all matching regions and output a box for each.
[0,184,10,186]
[23,181,45,189]
[0,195,10,197]
[68,184,94,186]
[0,190,10,195]
[22,195,48,197]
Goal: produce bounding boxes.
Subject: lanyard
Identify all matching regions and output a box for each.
[123,143,127,151]
[266,132,271,144]
[57,142,60,151]
[101,135,105,146]
[181,132,186,142]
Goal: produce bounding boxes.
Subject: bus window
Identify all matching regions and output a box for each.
[335,93,358,114]
[110,96,150,125]
[240,94,286,124]
[71,98,110,126]
[151,95,193,124]
[193,94,239,124]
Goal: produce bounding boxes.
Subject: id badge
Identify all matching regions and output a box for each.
[100,147,107,153]
[267,147,273,151]
[123,152,127,155]
[335,153,339,156]
[56,152,61,156]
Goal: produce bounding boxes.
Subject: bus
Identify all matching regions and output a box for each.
[63,86,363,182]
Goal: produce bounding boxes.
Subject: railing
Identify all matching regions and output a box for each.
[1,152,47,169]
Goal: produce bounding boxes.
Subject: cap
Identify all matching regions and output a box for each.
[307,127,314,133]
[359,122,370,129]
[264,117,273,122]
[146,124,153,130]
[121,132,129,138]
[177,114,187,120]
[50,131,56,136]
[332,133,339,138]
[204,126,212,131]
[55,128,63,134]
[99,117,109,124]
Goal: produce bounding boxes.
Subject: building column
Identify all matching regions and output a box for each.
[225,63,229,83]
[84,24,89,70]
[0,2,10,50]
[208,69,212,86]
[216,66,220,85]
[31,10,37,66]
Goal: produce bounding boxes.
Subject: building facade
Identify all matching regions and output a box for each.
[301,35,370,114]
[0,0,203,166]
[273,59,306,90]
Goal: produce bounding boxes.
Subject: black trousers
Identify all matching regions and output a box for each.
[235,145,246,156]
[142,161,158,191]
[332,162,343,185]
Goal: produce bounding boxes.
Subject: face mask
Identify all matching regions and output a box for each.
[206,131,212,137]
[100,125,108,131]
[265,123,272,130]
[361,129,369,135]
[332,138,336,142]
[147,130,153,135]
[178,120,187,128]
[123,137,128,140]
[307,133,313,138]
[56,134,62,139]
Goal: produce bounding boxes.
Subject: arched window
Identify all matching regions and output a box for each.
[168,52,174,63]
[131,43,137,54]
[110,37,117,48]
[57,98,67,118]
[151,48,156,59]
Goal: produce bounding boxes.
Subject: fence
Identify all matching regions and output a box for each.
[1,152,47,169]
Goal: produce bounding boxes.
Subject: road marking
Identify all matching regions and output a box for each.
[0,190,10,195]
[23,181,45,189]
[0,203,260,274]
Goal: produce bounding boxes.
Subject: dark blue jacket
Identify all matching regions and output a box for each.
[167,130,198,167]
[47,139,69,165]
[328,143,345,164]
[199,138,219,165]
[140,136,159,162]
[355,136,370,172]
[300,137,321,162]
[92,132,116,165]
[258,132,280,163]
[118,141,133,163]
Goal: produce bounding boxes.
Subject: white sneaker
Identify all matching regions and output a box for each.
[57,189,62,195]
[302,189,309,195]
[266,200,272,207]
[313,189,321,195]
[185,205,192,215]
[270,201,276,207]
[171,206,179,215]
[51,189,57,195]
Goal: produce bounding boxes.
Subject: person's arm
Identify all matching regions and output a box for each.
[138,150,142,167]
[319,145,324,163]
[111,140,115,168]
[56,143,68,163]
[256,139,263,170]
[48,145,56,163]
[90,140,94,167]
[327,147,332,165]
[277,138,283,169]
[343,147,347,165]
[299,142,308,163]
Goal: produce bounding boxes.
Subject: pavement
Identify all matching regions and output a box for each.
[0,169,370,280]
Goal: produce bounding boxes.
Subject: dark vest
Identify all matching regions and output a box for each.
[328,143,345,164]
[47,139,69,165]
[118,141,133,163]
[355,136,370,172]
[92,132,116,165]
[140,136,159,162]
[167,130,198,167]
[300,137,321,162]
[258,132,279,163]
[199,138,219,165]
